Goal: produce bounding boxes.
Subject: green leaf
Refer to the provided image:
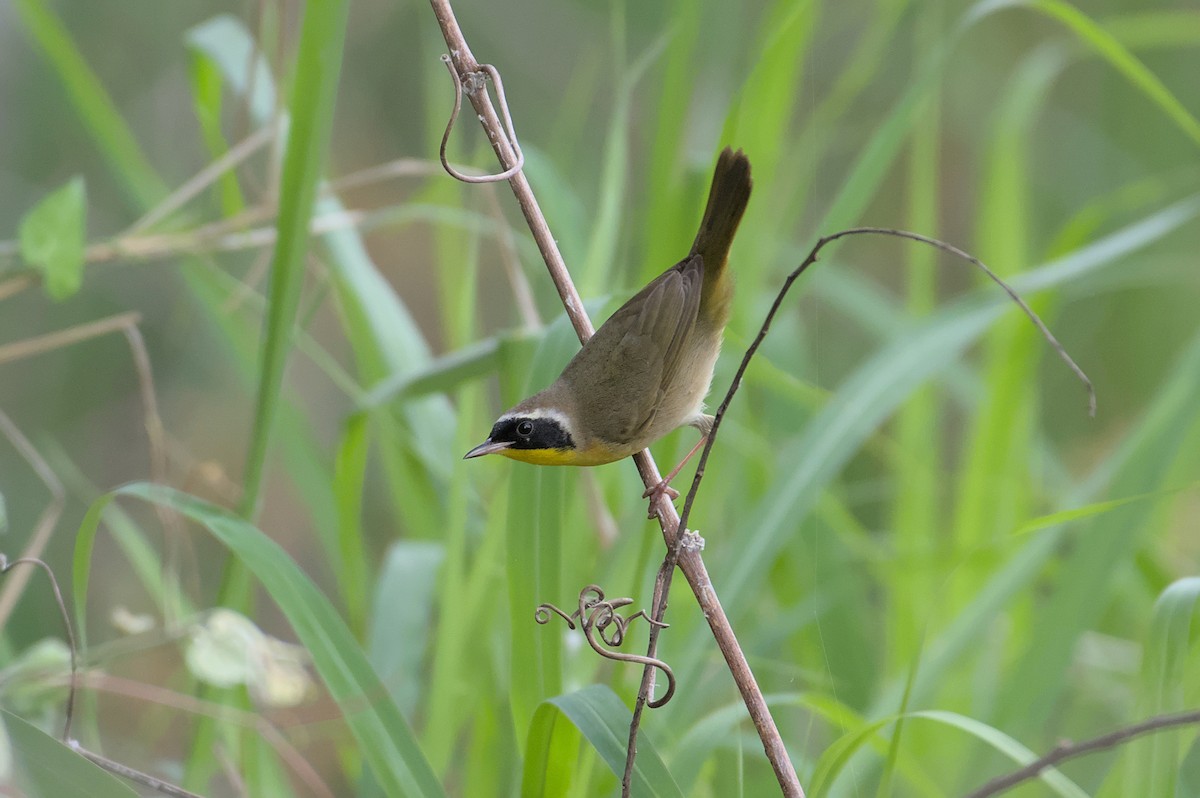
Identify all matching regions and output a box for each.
[4,710,139,798]
[1178,736,1200,798]
[18,176,86,300]
[811,709,1087,797]
[184,15,276,124]
[541,686,683,798]
[1121,578,1200,795]
[502,325,578,750]
[368,540,444,717]
[75,483,445,798]
[522,699,583,798]
[186,41,245,218]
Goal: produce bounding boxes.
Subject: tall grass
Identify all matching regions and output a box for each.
[1,0,1198,795]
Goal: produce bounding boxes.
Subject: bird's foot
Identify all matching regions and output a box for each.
[642,481,680,518]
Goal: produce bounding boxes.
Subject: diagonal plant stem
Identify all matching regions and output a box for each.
[426,1,805,795]
[627,225,1094,795]
[965,708,1200,798]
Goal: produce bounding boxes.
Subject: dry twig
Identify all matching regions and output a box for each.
[624,226,1095,793]
[426,1,804,795]
[965,708,1200,798]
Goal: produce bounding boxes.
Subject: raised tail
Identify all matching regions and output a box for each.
[690,147,752,290]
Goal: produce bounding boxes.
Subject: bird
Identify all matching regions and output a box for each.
[464,147,752,507]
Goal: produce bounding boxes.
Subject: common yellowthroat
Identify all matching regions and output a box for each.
[465,148,752,500]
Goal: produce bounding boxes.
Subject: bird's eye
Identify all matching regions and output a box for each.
[517,420,534,437]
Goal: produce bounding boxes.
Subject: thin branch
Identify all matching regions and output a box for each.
[426,3,805,795]
[70,743,205,798]
[0,274,36,301]
[428,2,806,795]
[822,228,1094,414]
[965,708,1200,798]
[67,671,336,798]
[624,226,1096,793]
[0,315,190,622]
[122,123,277,236]
[0,554,77,740]
[429,0,595,341]
[0,312,141,365]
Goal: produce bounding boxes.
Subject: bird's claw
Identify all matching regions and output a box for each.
[642,481,680,518]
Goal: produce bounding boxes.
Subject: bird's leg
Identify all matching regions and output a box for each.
[642,435,708,514]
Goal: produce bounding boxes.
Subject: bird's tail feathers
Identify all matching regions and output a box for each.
[690,147,753,277]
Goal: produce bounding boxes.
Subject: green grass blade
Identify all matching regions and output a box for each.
[888,3,946,674]
[814,27,950,234]
[973,0,1200,147]
[506,464,566,750]
[713,197,1200,623]
[545,686,683,798]
[1178,738,1200,798]
[184,15,276,127]
[3,710,139,798]
[220,18,460,493]
[811,707,1088,797]
[637,0,704,276]
[11,0,167,208]
[239,0,350,517]
[1115,578,1200,795]
[949,44,1062,615]
[333,412,372,633]
[910,710,1088,798]
[187,42,246,218]
[522,700,584,798]
[722,0,817,188]
[856,313,1200,746]
[359,337,503,409]
[992,330,1200,737]
[809,714,900,796]
[500,325,582,748]
[75,483,446,798]
[367,541,445,718]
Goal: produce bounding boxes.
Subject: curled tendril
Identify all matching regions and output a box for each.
[536,584,676,708]
[439,55,524,183]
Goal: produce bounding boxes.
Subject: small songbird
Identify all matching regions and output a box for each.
[465,148,752,502]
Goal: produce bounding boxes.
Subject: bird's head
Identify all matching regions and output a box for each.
[464,407,580,466]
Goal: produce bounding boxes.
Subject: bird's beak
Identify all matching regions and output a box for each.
[463,438,513,459]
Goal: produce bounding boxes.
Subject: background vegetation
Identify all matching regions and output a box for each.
[1,0,1198,795]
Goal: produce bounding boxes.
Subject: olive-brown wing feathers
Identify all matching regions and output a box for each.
[562,257,703,447]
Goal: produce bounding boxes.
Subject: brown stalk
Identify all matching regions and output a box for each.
[426,1,804,795]
[965,708,1200,797]
[626,226,1095,794]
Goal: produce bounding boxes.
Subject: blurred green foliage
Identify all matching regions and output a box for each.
[0,0,1198,795]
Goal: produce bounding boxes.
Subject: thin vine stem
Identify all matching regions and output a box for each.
[623,226,1095,796]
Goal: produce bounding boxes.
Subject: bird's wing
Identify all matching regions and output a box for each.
[566,256,702,444]
[652,255,703,395]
